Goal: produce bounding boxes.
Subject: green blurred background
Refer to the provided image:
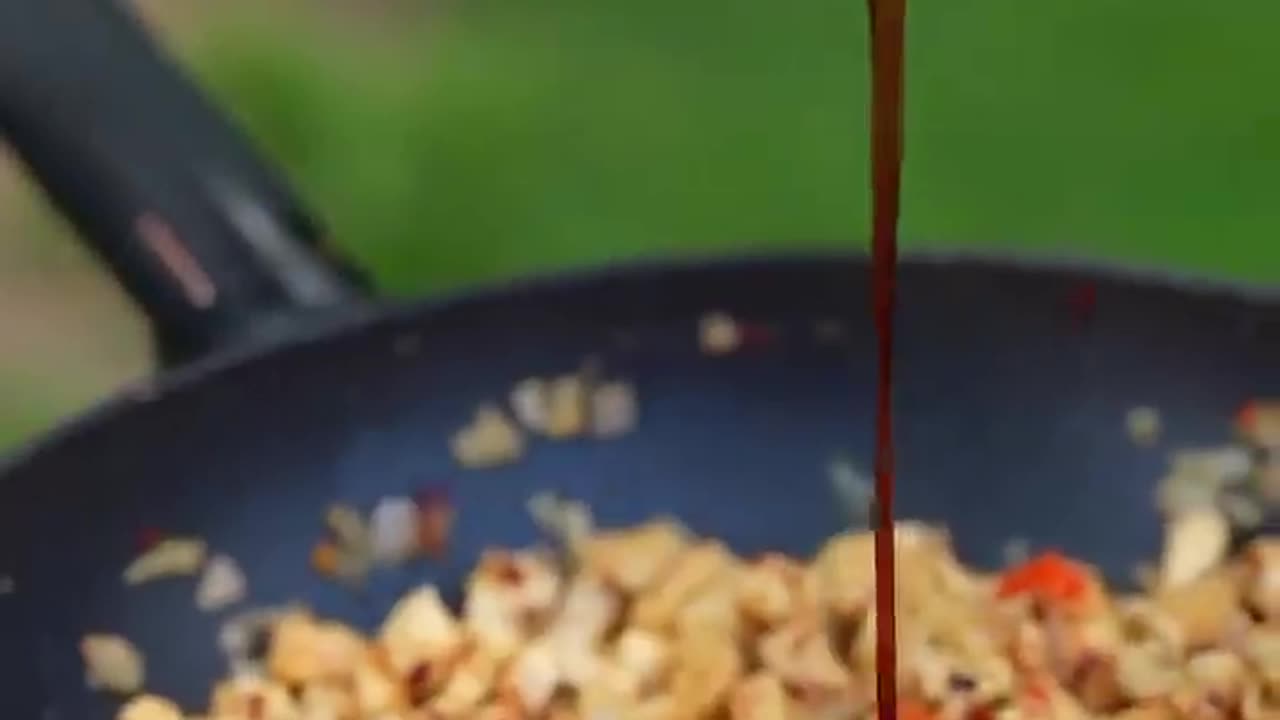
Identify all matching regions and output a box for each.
[0,0,1277,448]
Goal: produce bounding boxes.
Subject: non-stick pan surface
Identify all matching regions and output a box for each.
[4,3,1280,718]
[1,253,1278,718]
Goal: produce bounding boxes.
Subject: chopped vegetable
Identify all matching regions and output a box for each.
[545,374,589,440]
[828,455,873,528]
[196,554,247,612]
[1170,447,1253,486]
[1238,400,1280,447]
[1126,407,1162,447]
[1159,507,1228,589]
[996,551,1095,608]
[509,377,551,433]
[528,492,594,562]
[590,380,639,439]
[1244,540,1280,621]
[451,404,525,469]
[81,633,145,695]
[417,493,456,559]
[1220,490,1265,529]
[218,605,295,670]
[311,540,342,578]
[326,503,370,552]
[87,399,1280,720]
[699,311,742,356]
[369,496,420,566]
[123,537,207,586]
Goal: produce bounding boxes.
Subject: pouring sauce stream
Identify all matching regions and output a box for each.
[867,0,906,717]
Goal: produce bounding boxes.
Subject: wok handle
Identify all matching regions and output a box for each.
[0,0,370,365]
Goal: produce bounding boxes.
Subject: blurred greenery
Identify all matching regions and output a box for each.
[184,0,1280,295]
[3,0,1279,451]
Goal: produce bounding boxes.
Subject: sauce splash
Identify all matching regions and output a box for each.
[867,0,906,717]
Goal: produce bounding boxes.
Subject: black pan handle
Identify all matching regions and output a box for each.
[0,0,370,365]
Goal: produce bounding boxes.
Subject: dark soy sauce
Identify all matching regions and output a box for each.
[866,0,906,717]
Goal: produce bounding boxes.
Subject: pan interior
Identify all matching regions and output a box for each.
[2,256,1277,717]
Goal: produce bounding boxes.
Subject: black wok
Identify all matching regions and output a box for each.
[1,2,1278,718]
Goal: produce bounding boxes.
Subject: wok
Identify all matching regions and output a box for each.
[1,1,1278,718]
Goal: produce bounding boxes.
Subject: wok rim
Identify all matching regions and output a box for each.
[1,247,1276,480]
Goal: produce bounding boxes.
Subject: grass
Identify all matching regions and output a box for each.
[183,0,1280,296]
[3,0,1279,450]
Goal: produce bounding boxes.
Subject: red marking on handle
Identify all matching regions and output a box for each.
[136,213,218,308]
[867,0,906,716]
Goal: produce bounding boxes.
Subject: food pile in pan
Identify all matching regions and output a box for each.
[106,520,1280,720]
[95,401,1280,720]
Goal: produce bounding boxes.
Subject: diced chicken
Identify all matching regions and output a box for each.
[1242,677,1280,720]
[474,699,525,720]
[464,550,562,659]
[813,532,875,617]
[1154,569,1243,650]
[669,631,742,720]
[632,541,735,632]
[577,679,633,720]
[729,673,789,720]
[353,651,405,716]
[1244,626,1280,680]
[267,612,366,686]
[1159,508,1229,590]
[81,633,145,695]
[614,628,669,691]
[581,519,689,594]
[738,553,819,627]
[503,639,561,716]
[1115,644,1183,702]
[210,674,299,720]
[297,682,356,720]
[1069,654,1123,713]
[1187,650,1247,703]
[379,586,464,677]
[757,619,849,694]
[431,645,501,720]
[116,695,182,720]
[1245,540,1280,621]
[1109,702,1180,720]
[675,571,741,639]
[1116,599,1186,658]
[551,574,622,646]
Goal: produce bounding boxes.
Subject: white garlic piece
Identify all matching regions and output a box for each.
[123,538,207,586]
